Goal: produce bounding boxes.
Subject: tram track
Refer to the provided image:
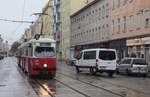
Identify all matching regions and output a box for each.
[56,72,125,97]
[16,65,55,97]
[57,64,150,95]
[57,70,150,97]
[31,80,55,97]
[55,79,91,97]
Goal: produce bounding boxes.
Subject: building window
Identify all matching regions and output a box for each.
[99,26,101,40]
[112,0,115,9]
[144,9,150,28]
[129,15,134,31]
[136,12,142,30]
[117,18,120,33]
[106,3,109,18]
[99,7,102,20]
[129,0,133,3]
[123,16,127,32]
[123,0,127,5]
[145,18,149,28]
[112,20,115,34]
[102,6,105,19]
[118,0,120,8]
[102,25,105,39]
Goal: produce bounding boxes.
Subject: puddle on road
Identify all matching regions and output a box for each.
[28,79,57,96]
[126,90,150,97]
[0,85,6,87]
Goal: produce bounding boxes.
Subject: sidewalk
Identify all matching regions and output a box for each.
[0,57,37,97]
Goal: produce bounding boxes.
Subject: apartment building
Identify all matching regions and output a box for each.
[60,0,94,60]
[41,0,53,36]
[110,0,150,61]
[71,0,110,58]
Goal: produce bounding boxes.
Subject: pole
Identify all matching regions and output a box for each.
[40,15,43,35]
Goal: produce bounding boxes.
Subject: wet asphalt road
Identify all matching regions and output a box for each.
[0,57,150,97]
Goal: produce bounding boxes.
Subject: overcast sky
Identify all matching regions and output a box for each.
[0,0,48,45]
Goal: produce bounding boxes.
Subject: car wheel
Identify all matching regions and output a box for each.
[126,69,131,76]
[71,62,75,66]
[90,67,97,75]
[142,74,147,77]
[116,68,120,75]
[108,73,114,77]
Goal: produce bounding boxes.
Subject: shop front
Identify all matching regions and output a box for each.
[109,39,127,60]
[127,37,150,63]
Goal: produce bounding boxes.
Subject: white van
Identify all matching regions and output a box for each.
[75,48,117,77]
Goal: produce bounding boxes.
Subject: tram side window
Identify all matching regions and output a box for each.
[34,47,55,58]
[25,48,28,56]
[28,48,33,57]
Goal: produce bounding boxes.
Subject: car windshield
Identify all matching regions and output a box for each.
[34,47,55,58]
[132,59,147,65]
[121,59,132,64]
[99,51,116,60]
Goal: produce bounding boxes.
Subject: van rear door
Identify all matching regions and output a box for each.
[98,50,116,70]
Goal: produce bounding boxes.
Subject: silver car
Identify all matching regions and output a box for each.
[116,58,148,77]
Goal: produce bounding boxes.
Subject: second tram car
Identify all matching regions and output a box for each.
[17,36,56,78]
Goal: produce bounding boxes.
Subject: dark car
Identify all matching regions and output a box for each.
[67,58,77,66]
[0,54,4,60]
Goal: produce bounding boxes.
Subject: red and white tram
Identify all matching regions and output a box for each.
[17,36,56,78]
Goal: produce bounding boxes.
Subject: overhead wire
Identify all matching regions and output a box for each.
[10,0,26,36]
[0,18,52,24]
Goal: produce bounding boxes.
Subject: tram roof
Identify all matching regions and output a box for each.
[18,37,55,49]
[28,37,56,43]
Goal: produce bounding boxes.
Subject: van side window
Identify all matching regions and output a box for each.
[83,51,96,59]
[99,51,116,60]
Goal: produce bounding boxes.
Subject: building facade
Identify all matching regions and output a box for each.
[60,0,94,60]
[110,0,150,61]
[71,0,110,58]
[42,0,54,36]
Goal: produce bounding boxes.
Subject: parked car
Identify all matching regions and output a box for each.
[75,48,117,77]
[0,54,4,60]
[67,58,77,66]
[116,58,148,77]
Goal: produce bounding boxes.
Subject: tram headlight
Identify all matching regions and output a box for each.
[43,64,48,67]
